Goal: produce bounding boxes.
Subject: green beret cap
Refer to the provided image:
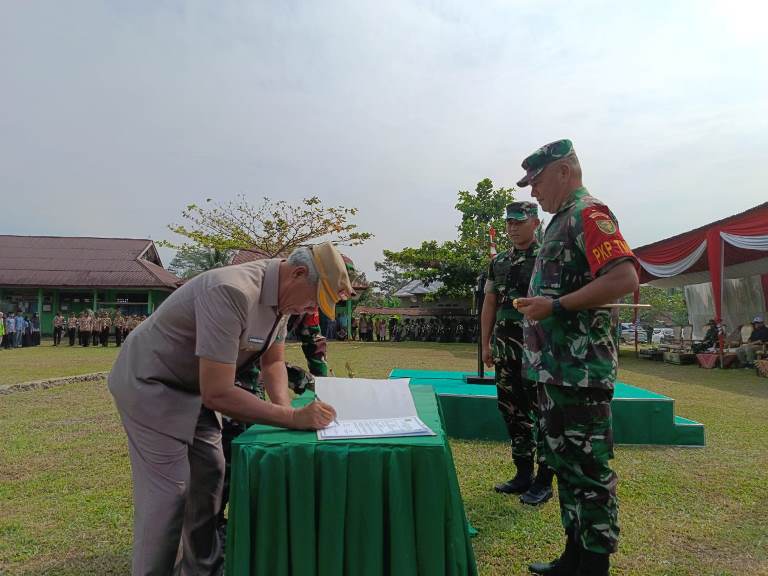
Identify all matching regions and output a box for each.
[517,139,575,187]
[505,201,538,220]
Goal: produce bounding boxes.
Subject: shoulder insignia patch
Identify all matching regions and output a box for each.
[596,219,617,235]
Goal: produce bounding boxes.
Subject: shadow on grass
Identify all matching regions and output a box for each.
[18,551,130,576]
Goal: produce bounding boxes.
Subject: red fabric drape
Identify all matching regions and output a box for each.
[706,228,724,322]
[634,231,706,265]
[719,206,768,236]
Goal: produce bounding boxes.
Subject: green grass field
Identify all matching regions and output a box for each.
[0,342,766,575]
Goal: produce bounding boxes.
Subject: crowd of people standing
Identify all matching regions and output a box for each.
[0,309,146,349]
[0,312,41,348]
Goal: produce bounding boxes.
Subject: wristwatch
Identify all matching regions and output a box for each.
[552,298,565,316]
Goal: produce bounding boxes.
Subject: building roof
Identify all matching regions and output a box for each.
[393,279,444,297]
[0,236,182,290]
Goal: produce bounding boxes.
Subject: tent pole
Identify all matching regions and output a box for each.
[633,289,640,358]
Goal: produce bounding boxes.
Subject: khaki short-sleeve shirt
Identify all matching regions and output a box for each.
[108,259,288,442]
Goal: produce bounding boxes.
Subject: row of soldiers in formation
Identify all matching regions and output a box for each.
[392,316,477,342]
[340,316,479,342]
[51,311,146,347]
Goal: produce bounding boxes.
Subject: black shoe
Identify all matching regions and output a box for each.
[520,464,554,506]
[576,550,610,576]
[494,457,533,494]
[520,483,553,506]
[529,534,580,575]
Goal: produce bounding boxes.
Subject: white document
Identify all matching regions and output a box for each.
[313,377,435,440]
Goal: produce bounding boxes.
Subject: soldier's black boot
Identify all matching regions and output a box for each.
[494,457,534,494]
[575,551,610,576]
[520,463,554,506]
[528,532,580,575]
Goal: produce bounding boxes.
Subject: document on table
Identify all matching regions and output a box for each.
[314,377,435,440]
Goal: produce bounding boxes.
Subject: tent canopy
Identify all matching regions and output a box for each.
[633,202,768,323]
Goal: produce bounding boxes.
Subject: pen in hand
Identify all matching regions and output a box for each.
[313,393,339,427]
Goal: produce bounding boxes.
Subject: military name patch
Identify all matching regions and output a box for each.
[248,337,265,344]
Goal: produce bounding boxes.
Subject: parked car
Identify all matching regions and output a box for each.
[651,327,675,344]
[620,324,648,344]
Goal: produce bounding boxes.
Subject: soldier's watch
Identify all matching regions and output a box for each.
[552,298,565,316]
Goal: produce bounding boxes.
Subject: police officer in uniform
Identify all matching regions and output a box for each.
[515,140,639,576]
[108,242,351,576]
[481,201,554,506]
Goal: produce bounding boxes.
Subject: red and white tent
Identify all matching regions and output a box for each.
[633,202,768,331]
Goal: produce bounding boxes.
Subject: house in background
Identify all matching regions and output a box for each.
[0,236,182,335]
[393,279,471,313]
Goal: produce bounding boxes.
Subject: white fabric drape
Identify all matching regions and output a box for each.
[720,232,768,251]
[637,240,708,278]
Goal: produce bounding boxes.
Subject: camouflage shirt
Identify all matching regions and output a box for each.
[523,187,637,389]
[486,241,539,359]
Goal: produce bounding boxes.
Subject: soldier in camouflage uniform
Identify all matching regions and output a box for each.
[293,308,329,376]
[482,201,554,506]
[515,140,639,576]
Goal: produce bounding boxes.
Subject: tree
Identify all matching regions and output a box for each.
[168,245,233,279]
[377,179,516,299]
[162,194,373,257]
[619,286,688,325]
[373,259,411,296]
[354,287,401,309]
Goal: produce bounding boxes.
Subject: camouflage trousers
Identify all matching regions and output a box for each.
[493,336,542,461]
[538,383,619,554]
[299,326,329,377]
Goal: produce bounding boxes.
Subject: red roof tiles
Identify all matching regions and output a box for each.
[0,236,182,289]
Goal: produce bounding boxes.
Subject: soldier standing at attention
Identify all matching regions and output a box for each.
[86,311,96,347]
[114,311,125,346]
[481,201,554,506]
[67,313,77,346]
[101,312,112,346]
[77,312,87,346]
[53,312,64,346]
[93,313,103,349]
[515,140,639,576]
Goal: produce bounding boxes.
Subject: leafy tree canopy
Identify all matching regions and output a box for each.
[620,285,688,326]
[162,194,373,258]
[168,245,233,279]
[378,179,515,299]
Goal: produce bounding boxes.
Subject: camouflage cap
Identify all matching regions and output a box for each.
[516,139,575,187]
[505,201,538,221]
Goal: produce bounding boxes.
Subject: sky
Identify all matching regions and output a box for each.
[1,0,766,280]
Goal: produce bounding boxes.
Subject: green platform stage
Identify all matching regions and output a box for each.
[389,369,705,447]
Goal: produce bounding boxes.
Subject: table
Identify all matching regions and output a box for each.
[696,353,739,369]
[225,385,477,576]
[696,353,719,369]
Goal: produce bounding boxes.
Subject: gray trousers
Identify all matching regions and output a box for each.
[119,406,225,576]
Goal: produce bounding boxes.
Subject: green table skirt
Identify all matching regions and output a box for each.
[225,385,477,576]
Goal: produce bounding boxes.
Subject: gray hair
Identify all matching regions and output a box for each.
[287,246,319,284]
[561,153,582,179]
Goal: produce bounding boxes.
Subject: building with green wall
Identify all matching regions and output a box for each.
[0,236,182,336]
